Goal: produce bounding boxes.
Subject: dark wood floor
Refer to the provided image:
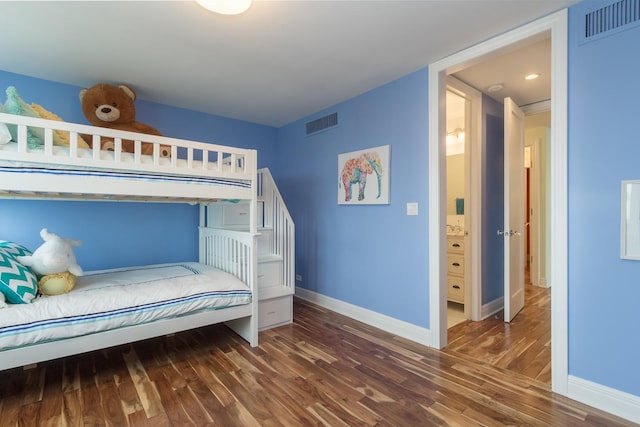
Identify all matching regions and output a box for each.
[0,296,635,426]
[447,283,552,383]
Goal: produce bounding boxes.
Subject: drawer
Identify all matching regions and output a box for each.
[447,277,464,303]
[221,203,250,226]
[258,260,282,289]
[259,296,292,330]
[447,237,464,253]
[447,255,464,274]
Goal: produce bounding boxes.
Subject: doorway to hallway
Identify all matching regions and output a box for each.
[428,10,568,394]
[446,283,552,384]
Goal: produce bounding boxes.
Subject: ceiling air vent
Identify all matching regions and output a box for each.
[583,0,640,43]
[306,112,338,136]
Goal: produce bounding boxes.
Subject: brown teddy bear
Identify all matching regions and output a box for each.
[79,83,169,156]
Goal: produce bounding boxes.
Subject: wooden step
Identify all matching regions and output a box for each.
[258,295,293,330]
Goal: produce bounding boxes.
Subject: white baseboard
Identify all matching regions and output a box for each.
[536,277,549,288]
[568,375,640,424]
[295,288,432,347]
[481,296,503,320]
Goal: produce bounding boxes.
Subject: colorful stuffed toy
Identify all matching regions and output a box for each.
[37,272,78,296]
[79,83,169,156]
[17,228,83,276]
[17,228,83,295]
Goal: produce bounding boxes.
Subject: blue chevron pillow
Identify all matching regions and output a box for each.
[0,241,38,304]
[0,241,32,258]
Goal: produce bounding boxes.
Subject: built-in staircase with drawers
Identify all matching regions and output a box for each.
[204,168,295,330]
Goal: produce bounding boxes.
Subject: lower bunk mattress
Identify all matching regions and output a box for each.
[0,262,252,352]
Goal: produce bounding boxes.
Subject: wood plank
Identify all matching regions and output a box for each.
[121,348,164,419]
[447,283,553,383]
[73,353,105,425]
[0,296,635,426]
[38,359,64,427]
[61,389,83,427]
[153,376,205,426]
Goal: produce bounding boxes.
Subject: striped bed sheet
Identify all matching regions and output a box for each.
[0,164,251,189]
[0,262,252,352]
[0,142,251,189]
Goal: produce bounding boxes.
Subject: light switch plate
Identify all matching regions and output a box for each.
[407,202,419,216]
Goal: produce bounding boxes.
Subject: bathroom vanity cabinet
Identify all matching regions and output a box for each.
[447,235,465,304]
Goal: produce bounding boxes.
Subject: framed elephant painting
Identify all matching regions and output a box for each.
[338,145,390,205]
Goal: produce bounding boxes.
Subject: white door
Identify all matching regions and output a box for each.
[503,97,525,322]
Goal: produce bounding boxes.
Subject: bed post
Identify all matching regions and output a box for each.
[239,150,258,346]
[224,231,258,347]
[200,204,206,228]
[247,150,259,345]
[249,150,258,236]
[202,150,259,347]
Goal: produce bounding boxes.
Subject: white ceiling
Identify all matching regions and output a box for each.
[454,37,552,108]
[447,36,552,131]
[0,1,577,128]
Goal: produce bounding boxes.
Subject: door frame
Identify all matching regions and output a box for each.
[528,137,541,287]
[522,100,551,288]
[428,10,568,395]
[446,77,482,322]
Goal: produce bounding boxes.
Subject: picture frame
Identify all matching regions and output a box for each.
[338,145,390,205]
[620,180,640,260]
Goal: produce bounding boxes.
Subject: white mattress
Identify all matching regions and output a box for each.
[0,262,252,351]
[0,142,251,189]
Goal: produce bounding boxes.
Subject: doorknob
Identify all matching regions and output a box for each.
[497,230,521,237]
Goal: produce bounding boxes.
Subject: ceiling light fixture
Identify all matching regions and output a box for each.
[525,73,539,80]
[487,83,503,93]
[195,0,252,15]
[446,128,465,156]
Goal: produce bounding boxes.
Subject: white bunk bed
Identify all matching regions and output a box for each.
[0,111,259,371]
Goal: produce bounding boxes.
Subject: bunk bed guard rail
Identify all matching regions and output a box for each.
[0,112,257,202]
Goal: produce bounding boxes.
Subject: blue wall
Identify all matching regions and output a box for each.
[0,71,277,271]
[275,0,640,400]
[0,200,200,271]
[568,0,640,396]
[275,69,430,327]
[3,0,640,401]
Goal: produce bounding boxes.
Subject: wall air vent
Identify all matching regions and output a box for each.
[306,112,338,136]
[583,0,640,43]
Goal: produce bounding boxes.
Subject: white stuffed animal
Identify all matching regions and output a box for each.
[17,228,83,276]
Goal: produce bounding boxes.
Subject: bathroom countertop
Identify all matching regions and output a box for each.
[446,225,464,236]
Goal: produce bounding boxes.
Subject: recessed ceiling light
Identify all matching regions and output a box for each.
[195,0,252,15]
[525,73,539,80]
[487,84,503,93]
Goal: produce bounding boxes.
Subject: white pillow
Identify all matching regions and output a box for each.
[0,103,11,144]
[0,124,9,144]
